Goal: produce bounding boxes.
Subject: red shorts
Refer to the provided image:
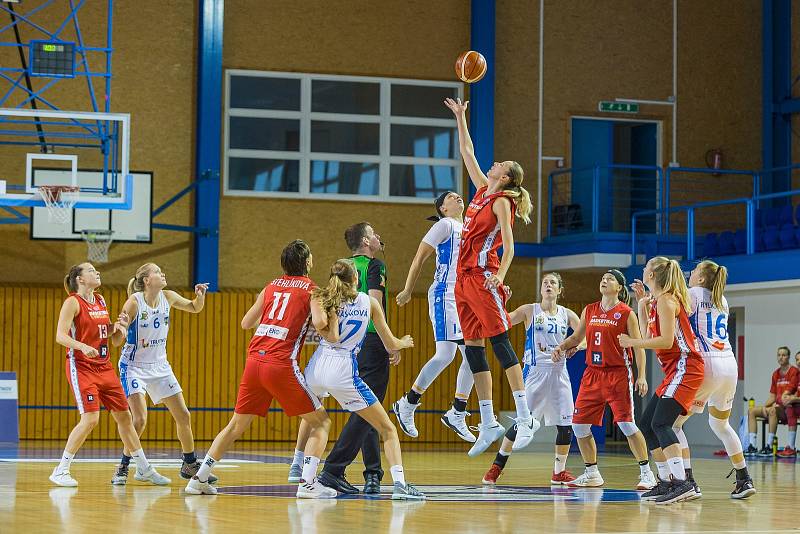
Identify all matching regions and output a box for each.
[655,355,704,413]
[573,366,634,425]
[66,357,129,414]
[455,271,511,340]
[234,357,321,417]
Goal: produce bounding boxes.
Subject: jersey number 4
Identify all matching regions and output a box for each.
[268,292,291,321]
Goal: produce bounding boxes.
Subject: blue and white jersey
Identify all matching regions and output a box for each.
[423,218,462,295]
[319,292,371,356]
[523,304,569,368]
[688,286,732,356]
[121,291,170,364]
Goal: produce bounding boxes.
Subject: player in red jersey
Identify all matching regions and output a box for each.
[619,256,705,505]
[51,263,170,487]
[552,270,655,490]
[186,240,333,497]
[444,97,538,456]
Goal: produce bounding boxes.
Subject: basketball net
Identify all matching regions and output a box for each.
[38,185,79,224]
[81,230,114,263]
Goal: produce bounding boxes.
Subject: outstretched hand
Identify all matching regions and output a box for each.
[444,97,469,115]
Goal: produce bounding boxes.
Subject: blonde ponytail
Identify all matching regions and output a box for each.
[312,259,358,315]
[650,256,690,311]
[502,161,532,224]
[128,263,155,297]
[697,260,728,311]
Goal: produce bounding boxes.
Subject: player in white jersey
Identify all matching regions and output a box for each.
[300,259,424,500]
[111,263,210,486]
[393,191,476,442]
[482,273,581,485]
[658,260,755,499]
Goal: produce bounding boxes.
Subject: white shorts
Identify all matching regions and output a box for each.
[689,354,737,414]
[429,287,462,342]
[304,349,378,413]
[523,363,574,426]
[119,358,182,405]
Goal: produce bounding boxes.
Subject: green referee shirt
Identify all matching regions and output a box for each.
[351,254,386,333]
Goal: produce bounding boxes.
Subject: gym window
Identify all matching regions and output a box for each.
[224,70,463,203]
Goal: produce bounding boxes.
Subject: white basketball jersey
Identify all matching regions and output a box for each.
[423,218,462,293]
[320,292,371,356]
[523,304,569,367]
[689,286,732,355]
[121,291,170,364]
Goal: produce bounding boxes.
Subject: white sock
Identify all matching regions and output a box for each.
[301,456,320,483]
[498,449,510,457]
[639,462,652,475]
[585,464,599,475]
[789,431,797,448]
[292,449,304,466]
[130,449,150,473]
[554,454,567,474]
[196,454,216,482]
[656,461,669,480]
[56,450,75,473]
[733,458,746,469]
[682,457,691,469]
[390,465,405,486]
[667,456,685,481]
[512,390,530,421]
[749,432,757,445]
[767,432,775,444]
[479,400,495,427]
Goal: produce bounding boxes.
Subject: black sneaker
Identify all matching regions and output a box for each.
[318,471,359,494]
[655,478,696,505]
[363,472,382,494]
[728,469,757,499]
[640,478,669,502]
[687,476,702,500]
[757,445,773,457]
[743,444,759,456]
[180,460,218,484]
[111,464,129,485]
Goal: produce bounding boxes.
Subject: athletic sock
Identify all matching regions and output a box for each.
[301,456,320,483]
[183,451,197,465]
[732,458,747,470]
[585,463,599,475]
[735,466,749,480]
[292,449,304,467]
[493,449,510,469]
[56,450,75,473]
[453,397,467,413]
[406,390,422,405]
[478,400,495,427]
[638,460,651,475]
[120,454,132,467]
[767,432,776,445]
[683,457,692,469]
[667,456,685,481]
[656,461,669,480]
[748,432,757,445]
[789,431,797,448]
[196,454,216,483]
[512,390,530,421]
[554,454,567,474]
[130,449,150,473]
[389,465,406,486]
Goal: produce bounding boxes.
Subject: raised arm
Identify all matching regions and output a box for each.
[241,289,266,329]
[619,295,678,350]
[56,296,98,358]
[396,241,435,307]
[370,296,413,353]
[165,284,208,313]
[444,98,488,190]
[508,303,533,327]
[553,307,588,361]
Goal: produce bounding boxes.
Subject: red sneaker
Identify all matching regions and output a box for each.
[550,470,576,485]
[482,464,503,485]
[777,446,797,458]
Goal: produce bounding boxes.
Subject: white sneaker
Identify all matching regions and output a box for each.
[392,396,420,438]
[297,479,338,499]
[134,466,171,486]
[467,420,506,457]
[440,408,476,443]
[511,417,540,451]
[288,463,303,483]
[567,469,604,488]
[49,470,78,487]
[185,476,218,495]
[637,469,657,490]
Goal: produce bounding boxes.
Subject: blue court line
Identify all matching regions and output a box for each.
[18,405,450,414]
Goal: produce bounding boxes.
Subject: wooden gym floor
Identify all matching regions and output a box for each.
[1,441,797,534]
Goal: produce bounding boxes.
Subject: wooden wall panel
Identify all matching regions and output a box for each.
[1,285,587,444]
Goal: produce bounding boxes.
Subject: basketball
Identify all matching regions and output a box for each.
[455,50,487,83]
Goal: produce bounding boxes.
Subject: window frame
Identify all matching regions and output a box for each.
[223,69,464,204]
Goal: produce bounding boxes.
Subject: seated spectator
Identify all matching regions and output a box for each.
[777,350,800,457]
[745,346,798,456]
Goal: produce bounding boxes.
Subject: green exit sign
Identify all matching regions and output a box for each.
[598,101,639,113]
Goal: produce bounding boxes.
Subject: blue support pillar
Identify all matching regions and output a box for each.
[194,0,223,290]
[469,0,495,199]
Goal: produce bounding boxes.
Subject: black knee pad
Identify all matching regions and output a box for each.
[556,425,573,445]
[489,332,519,370]
[464,345,490,373]
[651,397,683,449]
[505,425,517,441]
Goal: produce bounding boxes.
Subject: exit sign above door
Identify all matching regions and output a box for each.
[598,101,639,113]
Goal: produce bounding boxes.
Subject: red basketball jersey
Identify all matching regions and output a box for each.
[648,296,703,365]
[67,293,112,363]
[247,276,316,365]
[584,301,632,368]
[457,186,515,275]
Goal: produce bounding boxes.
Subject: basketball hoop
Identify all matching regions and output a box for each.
[38,185,79,224]
[81,230,114,263]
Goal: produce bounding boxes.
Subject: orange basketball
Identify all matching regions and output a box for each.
[455,50,487,83]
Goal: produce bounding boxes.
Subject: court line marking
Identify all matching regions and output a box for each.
[0,458,257,466]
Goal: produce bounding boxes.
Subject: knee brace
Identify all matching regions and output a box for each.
[464,345,490,373]
[709,414,743,456]
[673,426,689,449]
[642,426,660,451]
[616,421,640,437]
[556,425,573,445]
[489,332,519,370]
[572,423,592,439]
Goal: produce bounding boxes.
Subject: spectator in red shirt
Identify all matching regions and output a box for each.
[776,351,800,457]
[745,347,798,456]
